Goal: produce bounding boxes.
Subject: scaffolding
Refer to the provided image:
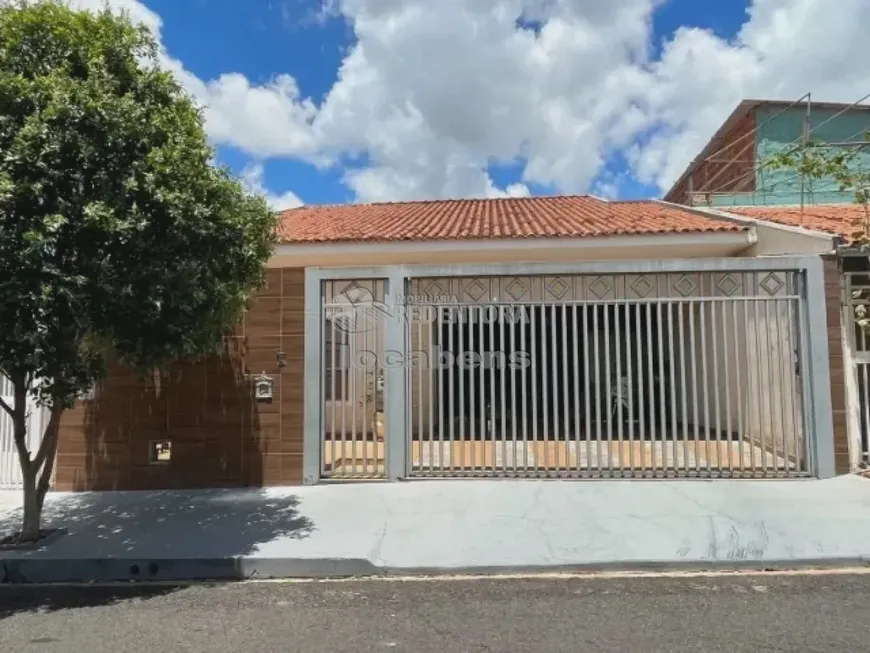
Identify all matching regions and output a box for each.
[683,91,870,216]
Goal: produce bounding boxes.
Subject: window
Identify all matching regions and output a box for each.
[324,316,349,400]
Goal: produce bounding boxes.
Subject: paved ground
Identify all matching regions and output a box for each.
[3,476,870,582]
[1,572,869,651]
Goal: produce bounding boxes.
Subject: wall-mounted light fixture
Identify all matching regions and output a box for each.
[276,350,287,368]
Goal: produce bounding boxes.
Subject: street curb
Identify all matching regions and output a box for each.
[2,556,870,584]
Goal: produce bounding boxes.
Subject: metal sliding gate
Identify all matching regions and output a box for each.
[305,260,834,483]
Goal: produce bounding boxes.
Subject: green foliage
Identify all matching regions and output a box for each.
[0,1,277,410]
[766,133,870,246]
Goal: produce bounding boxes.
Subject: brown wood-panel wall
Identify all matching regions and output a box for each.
[666,112,757,205]
[54,267,305,491]
[823,257,850,474]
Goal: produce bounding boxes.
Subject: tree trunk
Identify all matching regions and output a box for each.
[14,397,62,543]
[20,469,40,542]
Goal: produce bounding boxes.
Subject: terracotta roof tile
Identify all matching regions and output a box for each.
[277,196,743,244]
[727,204,868,243]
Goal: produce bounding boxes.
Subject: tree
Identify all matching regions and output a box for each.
[0,1,277,540]
[766,133,870,246]
[767,133,870,328]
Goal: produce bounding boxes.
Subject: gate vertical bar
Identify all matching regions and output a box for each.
[722,301,734,474]
[541,304,550,475]
[711,300,722,475]
[489,303,497,473]
[668,300,678,473]
[634,304,645,475]
[430,306,441,473]
[458,304,466,475]
[561,304,569,473]
[521,305,529,472]
[763,298,776,475]
[571,304,581,474]
[734,295,746,475]
[752,297,766,476]
[773,297,788,473]
[583,303,592,475]
[448,305,455,475]
[468,304,476,474]
[604,300,612,473]
[594,306,603,472]
[502,305,509,474]
[625,301,635,475]
[678,301,688,472]
[614,298,624,475]
[437,306,445,473]
[511,305,519,475]
[656,296,666,474]
[479,305,486,473]
[700,299,710,475]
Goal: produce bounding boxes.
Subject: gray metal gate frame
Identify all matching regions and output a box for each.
[303,257,836,483]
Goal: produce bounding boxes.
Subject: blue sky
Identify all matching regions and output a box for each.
[137,0,756,205]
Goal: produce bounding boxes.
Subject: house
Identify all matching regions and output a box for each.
[663,97,870,474]
[15,194,840,492]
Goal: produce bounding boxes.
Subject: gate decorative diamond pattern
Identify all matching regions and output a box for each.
[422,279,446,298]
[463,278,488,302]
[504,277,527,302]
[588,276,612,299]
[545,277,570,301]
[630,275,654,298]
[760,272,785,296]
[716,273,741,297]
[674,274,698,297]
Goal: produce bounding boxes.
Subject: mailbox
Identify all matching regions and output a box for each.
[254,372,274,401]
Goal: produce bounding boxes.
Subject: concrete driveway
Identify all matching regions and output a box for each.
[2,476,870,582]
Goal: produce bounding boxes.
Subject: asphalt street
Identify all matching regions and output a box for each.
[1,571,869,652]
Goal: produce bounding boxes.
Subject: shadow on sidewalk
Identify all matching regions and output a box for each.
[0,487,314,607]
[0,488,313,558]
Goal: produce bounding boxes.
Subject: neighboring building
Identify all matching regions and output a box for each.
[664,97,870,475]
[0,195,837,492]
[665,99,870,208]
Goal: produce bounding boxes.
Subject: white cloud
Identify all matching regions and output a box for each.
[241,164,304,211]
[52,0,870,202]
[629,0,870,190]
[67,0,319,168]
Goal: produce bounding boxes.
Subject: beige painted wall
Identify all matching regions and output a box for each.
[745,223,836,256]
[270,236,753,269]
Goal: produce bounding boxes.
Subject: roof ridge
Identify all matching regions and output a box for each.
[277,193,599,214]
[276,193,743,244]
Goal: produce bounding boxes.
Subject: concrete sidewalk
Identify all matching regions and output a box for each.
[2,476,870,583]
